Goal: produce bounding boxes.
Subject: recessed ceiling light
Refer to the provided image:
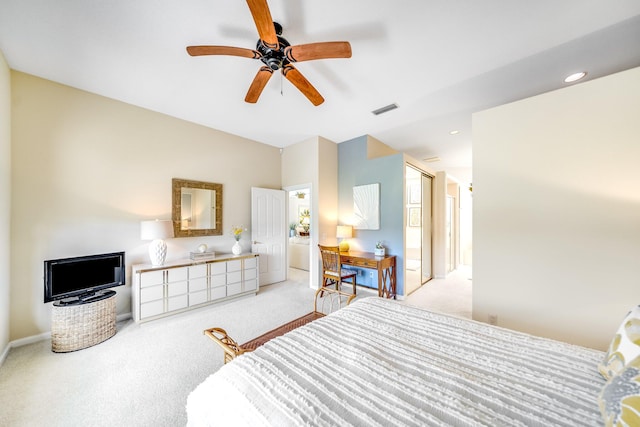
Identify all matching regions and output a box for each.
[449,130,460,135]
[564,72,587,83]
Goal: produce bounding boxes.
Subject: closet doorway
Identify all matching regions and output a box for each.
[405,165,433,295]
[287,188,311,280]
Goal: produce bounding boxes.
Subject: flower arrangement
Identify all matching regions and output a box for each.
[376,241,384,249]
[375,241,385,256]
[231,225,245,242]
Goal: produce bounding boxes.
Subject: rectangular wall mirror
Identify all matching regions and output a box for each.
[172,178,223,237]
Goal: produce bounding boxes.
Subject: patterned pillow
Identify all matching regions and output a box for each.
[599,356,640,426]
[599,306,640,380]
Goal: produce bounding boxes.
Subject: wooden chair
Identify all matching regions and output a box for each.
[205,287,355,363]
[318,244,358,294]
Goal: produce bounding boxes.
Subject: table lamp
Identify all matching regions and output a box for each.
[336,225,352,252]
[141,219,174,266]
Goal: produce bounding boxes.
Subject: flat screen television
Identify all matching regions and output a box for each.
[44,251,125,304]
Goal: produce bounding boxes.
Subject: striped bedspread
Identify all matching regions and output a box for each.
[187,297,605,426]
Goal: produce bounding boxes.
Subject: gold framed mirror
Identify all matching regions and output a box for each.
[172,178,223,237]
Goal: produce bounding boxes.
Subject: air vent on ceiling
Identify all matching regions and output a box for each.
[371,103,399,116]
[423,156,440,163]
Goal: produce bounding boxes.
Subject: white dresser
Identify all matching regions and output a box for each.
[132,253,259,323]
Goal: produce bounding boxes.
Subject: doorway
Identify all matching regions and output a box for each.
[405,165,433,295]
[251,187,287,285]
[286,187,312,282]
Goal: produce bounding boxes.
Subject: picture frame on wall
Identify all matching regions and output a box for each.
[408,207,421,227]
[408,182,421,204]
[353,183,380,230]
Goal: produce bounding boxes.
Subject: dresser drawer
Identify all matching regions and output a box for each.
[189,264,207,279]
[342,257,378,268]
[139,270,164,287]
[244,278,258,292]
[140,285,164,302]
[244,268,257,281]
[140,300,164,319]
[211,274,226,287]
[227,283,242,296]
[167,267,188,283]
[190,277,207,292]
[210,262,226,275]
[244,256,257,269]
[167,294,188,312]
[189,290,208,306]
[167,281,188,297]
[227,259,242,272]
[211,286,226,301]
[227,271,242,285]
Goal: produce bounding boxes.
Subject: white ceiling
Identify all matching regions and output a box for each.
[2,1,640,185]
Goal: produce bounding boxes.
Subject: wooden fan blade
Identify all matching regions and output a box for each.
[246,0,278,49]
[282,64,324,106]
[245,66,274,103]
[186,46,261,59]
[284,42,352,63]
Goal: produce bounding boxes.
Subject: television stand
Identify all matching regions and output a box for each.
[56,290,116,306]
[51,292,116,352]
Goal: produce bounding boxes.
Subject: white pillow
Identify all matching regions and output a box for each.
[599,305,640,380]
[599,356,640,426]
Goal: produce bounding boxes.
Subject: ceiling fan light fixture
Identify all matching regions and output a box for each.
[372,103,399,116]
[564,71,587,83]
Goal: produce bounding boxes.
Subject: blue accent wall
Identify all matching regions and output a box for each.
[338,136,405,295]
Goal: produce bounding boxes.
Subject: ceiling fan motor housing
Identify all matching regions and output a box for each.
[256,32,290,70]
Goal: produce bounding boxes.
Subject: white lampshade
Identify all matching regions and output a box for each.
[140,220,174,266]
[336,225,353,239]
[140,220,174,240]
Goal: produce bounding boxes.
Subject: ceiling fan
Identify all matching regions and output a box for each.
[186,0,352,106]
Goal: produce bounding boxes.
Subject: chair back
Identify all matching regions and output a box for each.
[314,287,356,315]
[318,244,341,274]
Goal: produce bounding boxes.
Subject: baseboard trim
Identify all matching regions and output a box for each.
[116,312,132,323]
[0,331,51,368]
[0,342,10,367]
[11,331,51,348]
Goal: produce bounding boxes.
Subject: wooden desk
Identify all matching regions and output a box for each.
[340,251,397,299]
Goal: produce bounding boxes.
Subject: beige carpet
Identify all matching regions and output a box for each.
[402,264,472,319]
[0,276,316,427]
[0,266,471,426]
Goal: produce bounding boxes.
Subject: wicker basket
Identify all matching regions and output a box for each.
[51,293,116,352]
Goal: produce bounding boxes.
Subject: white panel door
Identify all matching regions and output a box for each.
[251,187,286,285]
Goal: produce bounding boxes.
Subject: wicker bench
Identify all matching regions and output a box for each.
[204,287,356,363]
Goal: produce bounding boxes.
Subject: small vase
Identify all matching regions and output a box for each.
[232,241,242,255]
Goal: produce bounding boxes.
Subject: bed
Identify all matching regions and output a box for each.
[187,297,609,426]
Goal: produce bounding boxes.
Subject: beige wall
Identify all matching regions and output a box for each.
[0,52,11,357]
[281,136,338,288]
[10,71,281,341]
[473,67,640,350]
